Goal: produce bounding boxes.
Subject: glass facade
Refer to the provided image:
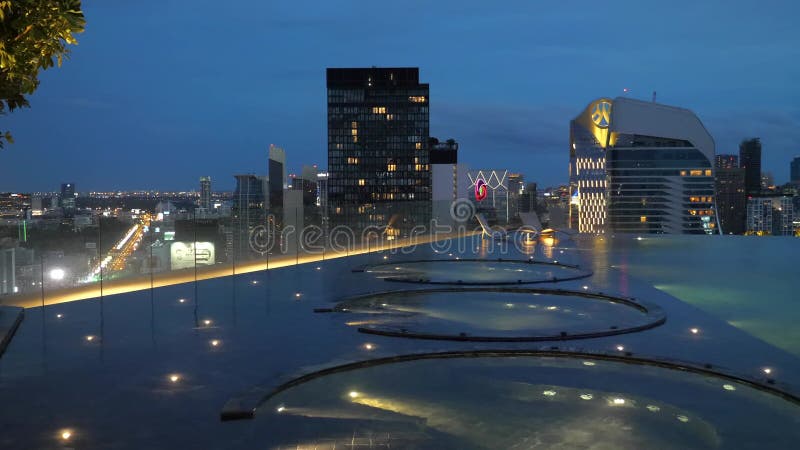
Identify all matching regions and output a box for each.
[570,98,718,234]
[327,68,431,235]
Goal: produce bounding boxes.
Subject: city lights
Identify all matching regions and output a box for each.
[49,268,65,281]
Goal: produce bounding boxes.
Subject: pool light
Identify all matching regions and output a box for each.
[85,335,96,342]
[276,405,285,413]
[616,345,625,351]
[723,384,736,391]
[210,339,220,347]
[168,374,180,383]
[542,390,557,397]
[690,327,699,334]
[612,398,626,405]
[677,415,690,423]
[56,314,63,319]
[363,343,374,350]
[294,292,302,299]
[646,405,660,412]
[178,298,186,303]
[203,319,212,326]
[763,367,772,375]
[60,430,72,441]
[348,391,360,398]
[580,393,593,400]
[582,361,596,366]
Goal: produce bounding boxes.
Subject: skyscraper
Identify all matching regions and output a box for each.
[715,154,738,169]
[570,97,718,234]
[790,156,800,185]
[268,145,286,213]
[429,138,467,228]
[231,174,267,259]
[327,67,431,234]
[739,138,762,195]
[199,176,212,210]
[60,182,76,217]
[715,168,746,234]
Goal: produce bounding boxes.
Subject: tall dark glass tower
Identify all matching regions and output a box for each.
[791,156,800,184]
[326,67,431,235]
[60,182,76,218]
[199,176,212,210]
[739,138,762,195]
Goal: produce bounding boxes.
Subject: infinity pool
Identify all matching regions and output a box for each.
[254,355,800,449]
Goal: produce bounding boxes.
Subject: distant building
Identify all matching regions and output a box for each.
[326,67,431,235]
[715,168,746,234]
[268,145,286,214]
[739,138,761,196]
[199,176,212,210]
[715,154,738,169]
[507,173,524,221]
[746,197,772,235]
[429,138,468,228]
[519,183,538,214]
[570,97,718,234]
[231,174,268,259]
[60,183,76,217]
[792,156,800,185]
[761,172,774,190]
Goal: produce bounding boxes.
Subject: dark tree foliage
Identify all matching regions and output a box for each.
[0,0,85,148]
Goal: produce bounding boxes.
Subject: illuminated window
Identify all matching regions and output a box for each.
[351,129,358,136]
[680,170,687,176]
[409,96,426,103]
[690,170,702,176]
[371,106,387,114]
[640,216,647,223]
[347,157,359,164]
[415,142,422,150]
[358,179,365,186]
[386,114,393,120]
[704,169,712,176]
[351,121,358,128]
[387,164,397,172]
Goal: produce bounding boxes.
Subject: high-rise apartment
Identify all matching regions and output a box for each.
[790,156,800,185]
[570,97,718,234]
[715,154,738,169]
[326,67,431,235]
[739,138,762,195]
[231,174,267,259]
[60,182,76,217]
[199,176,212,210]
[715,168,746,234]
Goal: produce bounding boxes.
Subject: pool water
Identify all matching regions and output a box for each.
[334,289,661,340]
[582,235,800,357]
[365,259,590,284]
[255,356,800,449]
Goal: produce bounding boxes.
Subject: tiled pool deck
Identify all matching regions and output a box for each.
[0,235,798,448]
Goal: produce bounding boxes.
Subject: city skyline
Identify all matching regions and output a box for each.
[1,1,799,192]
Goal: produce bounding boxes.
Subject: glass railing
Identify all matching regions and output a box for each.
[0,199,506,307]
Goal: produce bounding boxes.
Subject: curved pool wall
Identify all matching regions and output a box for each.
[326,287,665,342]
[232,351,800,449]
[1,235,799,449]
[361,258,592,285]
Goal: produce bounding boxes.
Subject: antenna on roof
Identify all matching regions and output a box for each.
[652,91,657,103]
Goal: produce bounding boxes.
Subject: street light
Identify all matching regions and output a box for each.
[49,268,65,281]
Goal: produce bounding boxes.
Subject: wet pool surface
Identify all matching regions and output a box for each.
[255,356,800,449]
[1,236,799,449]
[333,288,663,340]
[364,259,591,284]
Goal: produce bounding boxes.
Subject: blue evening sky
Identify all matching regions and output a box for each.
[1,0,798,192]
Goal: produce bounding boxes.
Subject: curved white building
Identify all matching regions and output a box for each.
[569,97,719,234]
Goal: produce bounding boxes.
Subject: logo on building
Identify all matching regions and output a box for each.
[591,101,612,128]
[474,178,488,201]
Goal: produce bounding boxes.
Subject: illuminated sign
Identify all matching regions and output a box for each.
[164,231,175,241]
[474,178,488,201]
[591,101,612,128]
[170,242,215,270]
